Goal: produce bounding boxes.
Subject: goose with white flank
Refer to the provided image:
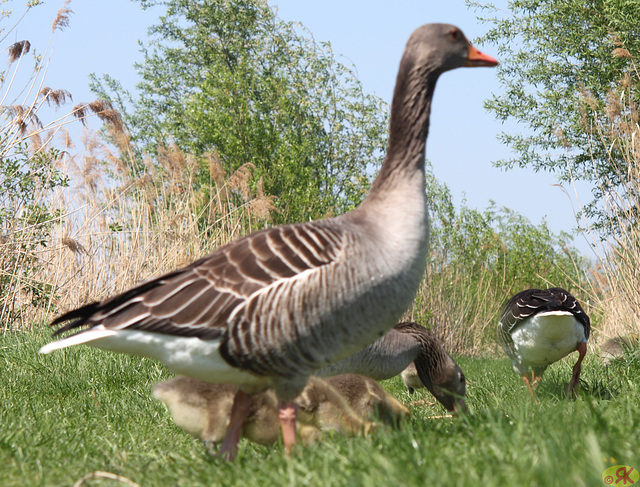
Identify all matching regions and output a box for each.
[497,287,590,399]
[40,24,497,460]
[153,374,408,453]
[317,322,466,413]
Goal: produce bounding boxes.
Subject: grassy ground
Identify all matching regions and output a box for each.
[1,326,639,487]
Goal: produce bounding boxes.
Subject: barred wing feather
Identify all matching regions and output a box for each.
[49,221,343,365]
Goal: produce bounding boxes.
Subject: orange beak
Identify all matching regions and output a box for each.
[466,44,499,67]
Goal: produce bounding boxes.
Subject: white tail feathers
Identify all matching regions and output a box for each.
[39,327,118,354]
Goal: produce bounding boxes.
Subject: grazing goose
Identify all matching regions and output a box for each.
[600,334,638,366]
[497,287,590,399]
[40,23,497,460]
[317,322,466,412]
[153,374,408,452]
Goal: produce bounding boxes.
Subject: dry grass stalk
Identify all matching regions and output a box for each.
[246,177,278,222]
[206,149,226,184]
[612,48,632,59]
[72,471,141,487]
[80,100,124,131]
[0,1,147,328]
[228,163,255,201]
[3,104,43,135]
[59,128,74,151]
[71,104,88,124]
[7,40,30,63]
[157,143,190,192]
[578,50,640,344]
[39,87,72,107]
[2,122,279,326]
[61,236,87,255]
[51,0,73,32]
[105,123,132,161]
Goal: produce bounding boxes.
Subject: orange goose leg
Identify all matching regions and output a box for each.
[218,389,252,461]
[567,341,587,395]
[278,401,298,455]
[521,373,539,404]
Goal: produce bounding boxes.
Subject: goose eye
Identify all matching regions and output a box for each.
[449,29,460,41]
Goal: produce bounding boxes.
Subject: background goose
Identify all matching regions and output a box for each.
[153,375,407,452]
[40,23,497,460]
[317,322,466,413]
[497,287,590,398]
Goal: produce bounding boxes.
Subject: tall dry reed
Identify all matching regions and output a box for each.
[578,47,640,344]
[0,2,276,330]
[1,123,277,330]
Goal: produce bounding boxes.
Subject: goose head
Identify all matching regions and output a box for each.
[396,322,467,413]
[408,353,466,413]
[402,23,498,75]
[427,358,466,413]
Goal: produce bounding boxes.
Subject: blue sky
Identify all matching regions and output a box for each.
[4,0,595,255]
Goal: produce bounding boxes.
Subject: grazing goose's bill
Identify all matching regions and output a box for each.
[497,287,590,399]
[153,375,407,453]
[40,23,497,460]
[600,334,638,366]
[317,322,466,413]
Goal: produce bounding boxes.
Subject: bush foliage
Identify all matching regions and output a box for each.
[470,0,640,232]
[91,0,389,225]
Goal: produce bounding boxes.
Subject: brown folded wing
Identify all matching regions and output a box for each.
[52,221,344,365]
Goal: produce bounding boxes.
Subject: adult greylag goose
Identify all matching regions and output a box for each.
[497,287,590,399]
[40,23,497,460]
[153,374,408,453]
[316,322,466,412]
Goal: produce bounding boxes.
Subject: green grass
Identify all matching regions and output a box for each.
[2,327,639,487]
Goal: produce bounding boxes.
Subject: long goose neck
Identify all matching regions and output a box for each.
[412,329,449,388]
[367,56,440,197]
